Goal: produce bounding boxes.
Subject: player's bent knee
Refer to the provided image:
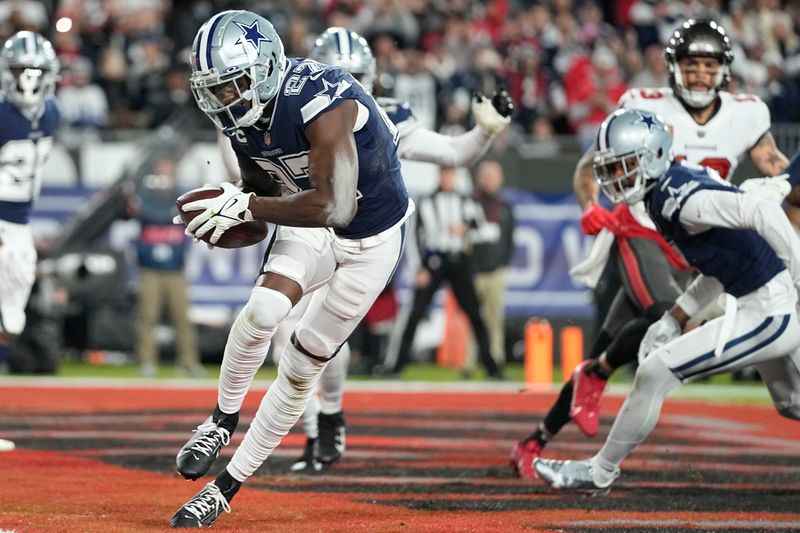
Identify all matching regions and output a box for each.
[633,354,670,390]
[242,287,293,331]
[294,327,340,362]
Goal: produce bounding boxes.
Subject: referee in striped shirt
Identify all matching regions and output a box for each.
[389,166,504,379]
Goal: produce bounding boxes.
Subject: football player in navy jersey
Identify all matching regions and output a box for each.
[510,19,796,479]
[251,26,511,473]
[0,31,60,453]
[534,108,800,493]
[169,11,417,528]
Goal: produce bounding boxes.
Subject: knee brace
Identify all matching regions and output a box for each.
[242,287,293,331]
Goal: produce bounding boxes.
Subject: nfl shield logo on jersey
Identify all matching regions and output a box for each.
[264,132,271,145]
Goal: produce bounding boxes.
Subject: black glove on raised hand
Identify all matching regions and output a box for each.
[491,88,513,118]
[472,89,513,135]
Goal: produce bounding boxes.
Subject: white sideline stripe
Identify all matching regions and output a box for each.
[564,519,800,529]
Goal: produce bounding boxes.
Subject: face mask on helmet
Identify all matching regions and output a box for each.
[664,19,733,109]
[594,109,673,205]
[190,10,285,132]
[0,31,59,114]
[309,27,376,94]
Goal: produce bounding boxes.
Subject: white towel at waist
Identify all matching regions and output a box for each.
[569,228,615,289]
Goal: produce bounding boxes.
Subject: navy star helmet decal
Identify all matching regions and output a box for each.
[234,20,271,50]
[634,111,657,131]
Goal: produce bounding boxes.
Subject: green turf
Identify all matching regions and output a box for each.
[53,359,746,386]
[45,358,773,405]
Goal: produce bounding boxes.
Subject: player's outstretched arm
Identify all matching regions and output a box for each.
[398,90,512,167]
[749,131,789,178]
[248,100,359,228]
[573,146,598,210]
[399,127,491,168]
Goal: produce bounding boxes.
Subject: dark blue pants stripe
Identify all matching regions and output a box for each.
[673,315,790,380]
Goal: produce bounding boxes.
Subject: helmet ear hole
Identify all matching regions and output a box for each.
[657,148,663,157]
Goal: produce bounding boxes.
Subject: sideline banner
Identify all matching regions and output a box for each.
[33,187,596,318]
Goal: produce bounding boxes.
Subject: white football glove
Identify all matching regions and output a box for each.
[181,182,255,245]
[738,173,791,203]
[637,312,682,365]
[471,90,512,136]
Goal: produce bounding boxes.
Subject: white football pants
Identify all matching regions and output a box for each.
[226,221,406,481]
[594,270,800,479]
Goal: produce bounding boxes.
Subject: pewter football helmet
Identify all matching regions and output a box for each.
[594,109,673,205]
[664,19,733,109]
[0,31,59,114]
[190,10,285,131]
[309,27,376,94]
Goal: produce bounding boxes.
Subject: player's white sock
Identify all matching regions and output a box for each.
[227,340,328,481]
[270,295,309,366]
[595,355,681,472]
[301,392,321,439]
[320,341,350,414]
[218,287,292,415]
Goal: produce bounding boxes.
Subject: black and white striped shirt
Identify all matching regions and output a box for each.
[415,190,498,257]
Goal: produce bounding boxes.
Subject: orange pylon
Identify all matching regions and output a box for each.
[436,289,469,368]
[524,318,552,385]
[560,326,584,382]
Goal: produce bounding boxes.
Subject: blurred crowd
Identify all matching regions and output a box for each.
[5,0,800,146]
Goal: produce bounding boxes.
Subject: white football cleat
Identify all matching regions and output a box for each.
[534,457,618,495]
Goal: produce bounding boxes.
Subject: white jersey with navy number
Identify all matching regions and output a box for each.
[226,58,409,240]
[619,88,771,180]
[0,98,59,224]
[645,163,784,297]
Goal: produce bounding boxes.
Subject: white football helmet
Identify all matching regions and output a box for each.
[308,27,376,94]
[594,109,673,205]
[0,31,59,114]
[190,10,286,132]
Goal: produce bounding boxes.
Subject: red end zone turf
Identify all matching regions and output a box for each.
[1,385,799,532]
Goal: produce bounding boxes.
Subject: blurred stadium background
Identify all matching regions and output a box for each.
[4,2,800,531]
[7,0,800,374]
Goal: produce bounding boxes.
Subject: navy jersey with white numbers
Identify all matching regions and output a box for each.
[0,98,59,224]
[226,58,409,240]
[645,163,784,297]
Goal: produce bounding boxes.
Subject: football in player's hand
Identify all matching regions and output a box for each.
[176,187,268,249]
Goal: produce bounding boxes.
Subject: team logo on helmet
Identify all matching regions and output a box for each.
[234,20,271,50]
[635,112,657,131]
